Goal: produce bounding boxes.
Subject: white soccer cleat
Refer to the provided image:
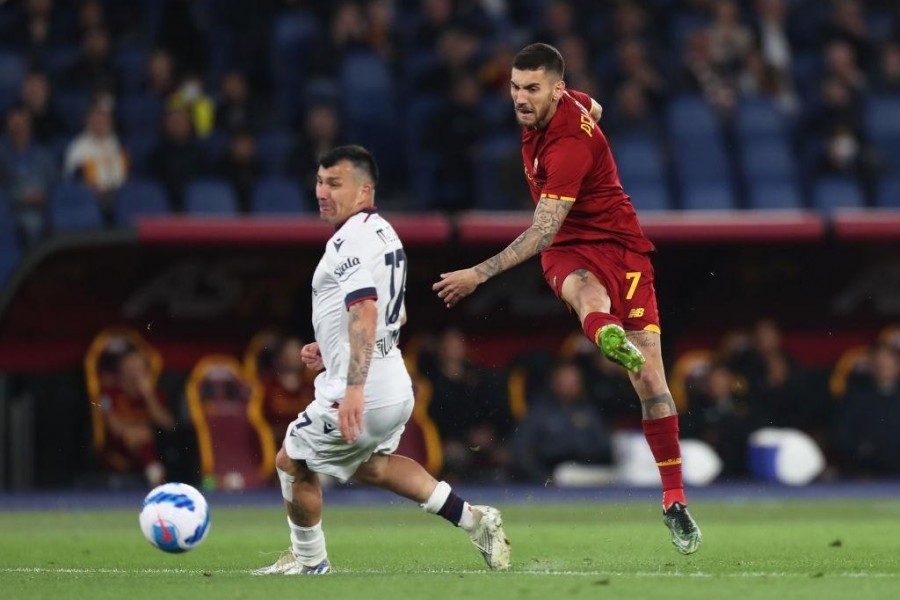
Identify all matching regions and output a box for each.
[468,505,511,571]
[252,550,332,575]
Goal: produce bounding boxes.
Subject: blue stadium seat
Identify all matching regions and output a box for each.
[184,179,239,215]
[681,181,736,211]
[251,177,308,214]
[122,133,159,176]
[741,139,798,182]
[270,10,318,86]
[865,95,900,170]
[256,131,294,175]
[667,95,719,140]
[0,192,22,286]
[875,175,900,209]
[340,51,394,120]
[748,180,803,210]
[115,45,150,93]
[735,98,789,142]
[812,177,864,212]
[626,180,671,212]
[614,135,667,183]
[52,90,92,135]
[49,183,104,232]
[114,180,170,225]
[0,51,25,95]
[674,135,732,185]
[118,95,164,137]
[474,135,523,211]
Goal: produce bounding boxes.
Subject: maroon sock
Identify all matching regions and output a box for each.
[642,415,686,509]
[582,312,622,346]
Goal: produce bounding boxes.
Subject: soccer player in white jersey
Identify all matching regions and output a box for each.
[254,145,510,575]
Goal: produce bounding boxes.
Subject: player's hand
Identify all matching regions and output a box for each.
[338,387,365,443]
[433,268,480,308]
[300,342,324,371]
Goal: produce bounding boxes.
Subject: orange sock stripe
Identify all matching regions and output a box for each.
[656,457,682,467]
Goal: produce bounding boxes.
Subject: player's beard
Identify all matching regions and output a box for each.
[517,100,552,129]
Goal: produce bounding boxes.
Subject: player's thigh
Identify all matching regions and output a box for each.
[542,245,616,317]
[559,268,612,318]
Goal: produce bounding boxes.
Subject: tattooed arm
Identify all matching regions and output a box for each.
[339,298,377,442]
[433,197,574,307]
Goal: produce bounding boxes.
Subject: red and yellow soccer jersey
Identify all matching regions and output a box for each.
[521,89,655,254]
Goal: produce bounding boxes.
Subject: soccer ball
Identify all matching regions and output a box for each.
[139,482,211,553]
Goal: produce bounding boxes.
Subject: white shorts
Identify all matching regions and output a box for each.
[282,396,414,482]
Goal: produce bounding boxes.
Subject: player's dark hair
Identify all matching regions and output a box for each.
[513,43,566,79]
[318,145,379,186]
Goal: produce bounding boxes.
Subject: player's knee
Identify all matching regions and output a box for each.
[631,365,668,397]
[275,447,295,474]
[354,455,388,486]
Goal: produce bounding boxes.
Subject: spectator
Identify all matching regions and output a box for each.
[306,2,370,79]
[260,336,314,446]
[19,72,65,144]
[156,0,209,75]
[535,0,579,48]
[605,79,662,138]
[613,38,669,107]
[730,319,830,436]
[738,49,798,113]
[421,328,509,482]
[681,363,753,479]
[708,0,754,79]
[510,360,612,483]
[62,26,120,95]
[216,130,261,213]
[0,106,57,244]
[0,0,65,65]
[824,0,872,66]
[752,0,793,76]
[875,41,900,93]
[148,105,205,211]
[145,49,178,99]
[101,348,175,486]
[214,71,262,135]
[63,97,128,215]
[823,40,867,96]
[816,122,881,200]
[422,73,485,212]
[412,0,455,52]
[168,75,215,138]
[415,26,481,96]
[682,28,738,114]
[288,104,343,197]
[833,344,900,476]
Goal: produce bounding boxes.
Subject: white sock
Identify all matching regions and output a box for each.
[420,481,452,513]
[288,517,327,566]
[458,503,475,532]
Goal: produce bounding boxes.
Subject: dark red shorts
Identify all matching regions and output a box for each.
[541,242,661,333]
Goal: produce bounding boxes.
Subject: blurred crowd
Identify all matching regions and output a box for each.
[86,318,900,488]
[2,0,900,255]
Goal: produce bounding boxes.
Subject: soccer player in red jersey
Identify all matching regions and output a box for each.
[433,43,701,554]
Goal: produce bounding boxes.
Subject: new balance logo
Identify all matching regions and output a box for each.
[323,423,336,434]
[628,308,645,318]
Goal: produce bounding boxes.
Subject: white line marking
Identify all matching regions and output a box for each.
[2,567,898,578]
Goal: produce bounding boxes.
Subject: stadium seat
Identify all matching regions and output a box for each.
[735,98,789,143]
[49,183,104,232]
[626,180,672,211]
[812,177,865,212]
[0,194,22,286]
[122,132,159,176]
[674,135,733,187]
[255,131,294,175]
[614,135,667,183]
[114,179,170,225]
[864,95,900,171]
[667,95,720,140]
[250,177,308,214]
[115,44,150,93]
[875,175,900,208]
[52,90,92,135]
[681,181,736,211]
[0,51,25,95]
[269,10,318,86]
[748,180,803,210]
[741,138,798,182]
[474,134,524,211]
[184,179,239,215]
[117,94,164,137]
[185,355,276,489]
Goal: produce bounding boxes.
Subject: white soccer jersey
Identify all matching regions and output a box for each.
[311,208,410,408]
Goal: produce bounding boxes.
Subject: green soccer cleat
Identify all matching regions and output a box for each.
[663,503,702,555]
[598,324,645,373]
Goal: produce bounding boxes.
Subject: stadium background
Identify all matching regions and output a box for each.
[1,0,899,491]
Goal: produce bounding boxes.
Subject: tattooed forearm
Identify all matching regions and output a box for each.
[473,198,573,282]
[346,300,376,386]
[641,392,677,419]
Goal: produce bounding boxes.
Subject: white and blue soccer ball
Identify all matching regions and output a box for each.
[139,482,211,553]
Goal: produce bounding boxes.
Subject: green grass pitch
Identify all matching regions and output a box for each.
[2,498,899,599]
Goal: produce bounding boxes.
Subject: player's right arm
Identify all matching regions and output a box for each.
[433,196,573,307]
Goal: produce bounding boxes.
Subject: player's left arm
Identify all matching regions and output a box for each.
[588,98,602,122]
[341,298,377,443]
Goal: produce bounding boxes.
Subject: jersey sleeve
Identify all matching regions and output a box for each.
[568,89,593,111]
[326,235,378,310]
[540,137,593,202]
